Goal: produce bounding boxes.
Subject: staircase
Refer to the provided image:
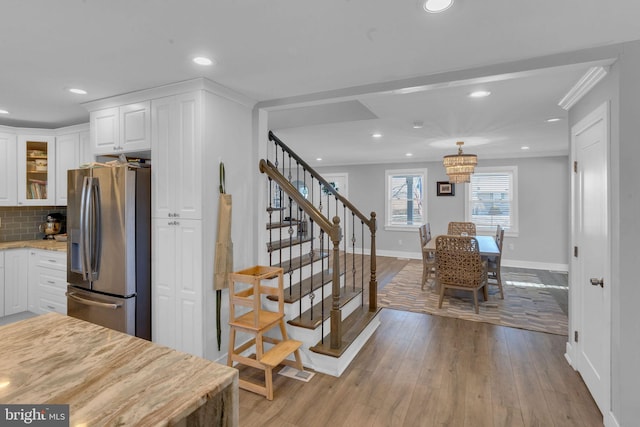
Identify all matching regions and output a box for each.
[259,131,380,377]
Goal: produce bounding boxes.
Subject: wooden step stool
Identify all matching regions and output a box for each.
[227,265,303,400]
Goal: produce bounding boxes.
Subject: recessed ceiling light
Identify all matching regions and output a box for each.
[521,146,530,150]
[546,118,561,123]
[469,90,491,98]
[423,0,454,13]
[316,157,322,161]
[193,56,213,66]
[372,133,383,138]
[69,88,87,95]
[413,121,424,129]
[405,153,413,157]
[0,109,8,114]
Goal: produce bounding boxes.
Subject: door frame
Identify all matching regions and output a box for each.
[567,101,611,421]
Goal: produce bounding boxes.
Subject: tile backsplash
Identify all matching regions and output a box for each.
[0,206,67,242]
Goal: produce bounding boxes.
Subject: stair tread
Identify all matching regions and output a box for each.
[266,219,301,230]
[309,306,382,358]
[287,288,362,329]
[267,235,312,252]
[267,269,343,304]
[273,252,328,271]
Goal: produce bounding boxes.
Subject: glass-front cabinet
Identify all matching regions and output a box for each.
[17,135,56,205]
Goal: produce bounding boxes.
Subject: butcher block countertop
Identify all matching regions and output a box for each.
[0,313,239,426]
[0,239,67,252]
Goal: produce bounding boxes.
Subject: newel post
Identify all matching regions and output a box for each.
[369,212,378,311]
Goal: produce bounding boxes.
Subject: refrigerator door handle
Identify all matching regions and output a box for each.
[90,178,102,280]
[80,176,92,282]
[66,291,123,310]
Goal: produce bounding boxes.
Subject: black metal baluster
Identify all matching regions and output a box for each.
[309,218,315,321]
[361,220,365,303]
[320,228,325,343]
[351,211,356,292]
[267,178,273,265]
[288,196,293,298]
[343,203,347,293]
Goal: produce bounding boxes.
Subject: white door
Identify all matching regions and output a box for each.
[571,102,610,416]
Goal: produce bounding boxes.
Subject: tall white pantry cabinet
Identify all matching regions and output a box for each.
[148,81,254,360]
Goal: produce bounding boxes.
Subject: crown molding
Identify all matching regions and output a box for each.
[558,66,609,110]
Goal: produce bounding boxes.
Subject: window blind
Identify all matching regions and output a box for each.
[469,172,513,229]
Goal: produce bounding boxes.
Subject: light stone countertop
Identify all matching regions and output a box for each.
[0,313,239,426]
[0,239,67,252]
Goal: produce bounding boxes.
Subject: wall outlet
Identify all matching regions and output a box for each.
[398,239,403,246]
[509,243,515,251]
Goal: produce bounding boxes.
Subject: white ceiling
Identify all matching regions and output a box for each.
[2,1,640,165]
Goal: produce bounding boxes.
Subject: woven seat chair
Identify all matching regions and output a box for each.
[447,221,476,236]
[487,225,505,299]
[418,223,436,290]
[435,235,488,313]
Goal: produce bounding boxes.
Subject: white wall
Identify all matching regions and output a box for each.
[315,155,569,269]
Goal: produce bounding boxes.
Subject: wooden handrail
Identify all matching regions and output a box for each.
[259,159,341,242]
[269,130,376,234]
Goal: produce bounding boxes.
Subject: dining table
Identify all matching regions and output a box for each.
[424,234,500,257]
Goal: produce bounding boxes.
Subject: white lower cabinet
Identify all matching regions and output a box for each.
[4,249,28,316]
[28,249,67,315]
[152,218,203,356]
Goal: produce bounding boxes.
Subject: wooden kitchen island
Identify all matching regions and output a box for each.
[0,313,238,426]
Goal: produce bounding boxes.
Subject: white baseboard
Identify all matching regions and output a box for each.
[376,249,421,260]
[501,259,568,272]
[564,341,575,369]
[604,412,620,427]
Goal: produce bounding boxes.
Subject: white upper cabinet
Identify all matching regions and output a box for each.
[91,107,118,154]
[55,132,81,206]
[17,134,56,206]
[151,93,202,220]
[0,132,17,206]
[91,101,151,155]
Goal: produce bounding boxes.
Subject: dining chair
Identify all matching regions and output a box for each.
[487,225,505,299]
[435,235,488,313]
[494,224,502,244]
[447,221,476,236]
[419,223,436,290]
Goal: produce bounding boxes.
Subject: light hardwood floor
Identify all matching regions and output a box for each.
[238,257,602,427]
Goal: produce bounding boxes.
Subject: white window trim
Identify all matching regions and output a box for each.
[384,168,428,231]
[464,165,519,237]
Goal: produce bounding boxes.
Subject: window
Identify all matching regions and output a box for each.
[466,166,518,235]
[385,169,427,229]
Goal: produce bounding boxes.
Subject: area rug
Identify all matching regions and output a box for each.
[378,261,568,335]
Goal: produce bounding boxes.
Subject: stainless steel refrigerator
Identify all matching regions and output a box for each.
[66,166,151,340]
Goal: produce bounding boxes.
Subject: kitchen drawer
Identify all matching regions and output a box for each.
[36,268,67,293]
[37,293,66,315]
[34,250,66,272]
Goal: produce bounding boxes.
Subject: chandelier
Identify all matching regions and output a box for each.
[443,141,477,183]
